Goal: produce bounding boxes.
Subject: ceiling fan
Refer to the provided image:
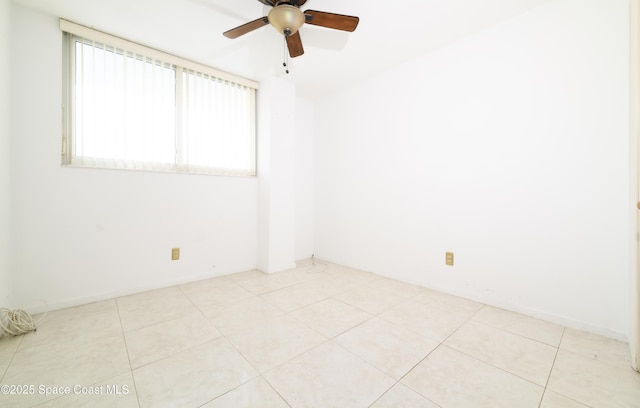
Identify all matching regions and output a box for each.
[223,0,360,58]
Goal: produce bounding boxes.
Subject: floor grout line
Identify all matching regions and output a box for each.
[538,326,564,408]
[114,297,142,408]
[0,334,24,383]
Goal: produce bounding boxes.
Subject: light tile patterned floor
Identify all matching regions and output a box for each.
[0,260,638,407]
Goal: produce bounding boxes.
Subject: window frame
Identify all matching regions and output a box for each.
[60,19,259,177]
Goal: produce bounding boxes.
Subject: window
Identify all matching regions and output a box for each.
[61,20,257,176]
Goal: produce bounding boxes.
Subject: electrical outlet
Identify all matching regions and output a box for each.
[446,252,454,266]
[171,248,180,261]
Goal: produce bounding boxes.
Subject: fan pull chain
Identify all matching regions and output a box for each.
[283,37,290,74]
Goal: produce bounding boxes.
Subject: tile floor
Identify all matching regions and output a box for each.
[0,260,639,407]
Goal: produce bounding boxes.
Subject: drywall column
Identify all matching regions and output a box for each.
[631,0,640,373]
[256,77,296,273]
[294,96,315,260]
[0,0,12,308]
[0,0,11,307]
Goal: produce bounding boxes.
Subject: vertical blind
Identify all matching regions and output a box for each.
[178,68,256,175]
[61,20,257,176]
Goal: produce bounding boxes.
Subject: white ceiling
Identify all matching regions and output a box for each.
[13,0,551,98]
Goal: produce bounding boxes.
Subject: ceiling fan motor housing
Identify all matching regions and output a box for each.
[268,3,305,36]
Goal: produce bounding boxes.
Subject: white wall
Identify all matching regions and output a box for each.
[295,96,314,261]
[10,6,258,312]
[631,0,640,372]
[314,0,631,339]
[0,0,11,309]
[256,77,296,273]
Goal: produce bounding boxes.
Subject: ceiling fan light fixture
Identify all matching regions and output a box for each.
[268,4,304,36]
[223,1,360,59]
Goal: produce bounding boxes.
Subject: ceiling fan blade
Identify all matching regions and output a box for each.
[223,17,270,39]
[286,31,304,58]
[304,10,359,32]
[257,0,275,6]
[291,0,308,6]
